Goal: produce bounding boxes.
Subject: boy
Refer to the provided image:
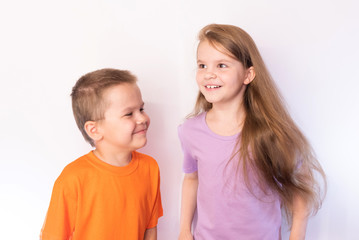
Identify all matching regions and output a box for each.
[40,68,163,240]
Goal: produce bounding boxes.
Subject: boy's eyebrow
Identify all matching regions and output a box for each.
[122,102,145,112]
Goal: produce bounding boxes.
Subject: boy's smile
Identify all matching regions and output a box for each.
[96,83,150,157]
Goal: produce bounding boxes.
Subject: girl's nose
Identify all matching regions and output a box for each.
[204,71,217,80]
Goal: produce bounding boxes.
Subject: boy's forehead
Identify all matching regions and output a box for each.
[103,83,143,108]
[103,82,139,96]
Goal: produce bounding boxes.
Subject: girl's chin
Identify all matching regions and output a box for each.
[203,96,219,104]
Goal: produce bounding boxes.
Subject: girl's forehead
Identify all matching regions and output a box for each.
[197,40,236,60]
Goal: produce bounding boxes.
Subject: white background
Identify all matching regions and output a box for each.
[1,0,358,239]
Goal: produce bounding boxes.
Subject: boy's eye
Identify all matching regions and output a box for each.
[219,63,227,68]
[124,112,133,117]
[198,64,207,69]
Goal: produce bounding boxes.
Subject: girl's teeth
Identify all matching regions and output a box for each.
[206,85,220,89]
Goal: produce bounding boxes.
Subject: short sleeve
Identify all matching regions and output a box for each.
[178,124,198,173]
[40,173,78,240]
[147,167,163,229]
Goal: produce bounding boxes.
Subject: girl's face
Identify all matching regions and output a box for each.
[196,40,254,108]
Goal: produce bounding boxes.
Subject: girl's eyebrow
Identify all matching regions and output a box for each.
[197,59,231,63]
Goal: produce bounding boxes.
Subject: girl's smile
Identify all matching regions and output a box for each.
[205,84,222,89]
[196,40,253,107]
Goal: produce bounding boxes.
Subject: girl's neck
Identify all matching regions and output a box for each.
[206,102,246,136]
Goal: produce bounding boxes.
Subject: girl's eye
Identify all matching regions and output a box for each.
[198,64,207,69]
[124,112,133,117]
[219,63,227,68]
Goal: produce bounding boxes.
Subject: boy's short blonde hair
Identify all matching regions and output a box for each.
[71,68,137,146]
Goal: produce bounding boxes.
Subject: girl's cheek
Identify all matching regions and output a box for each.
[196,74,202,84]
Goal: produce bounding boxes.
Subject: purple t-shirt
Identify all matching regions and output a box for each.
[178,112,282,240]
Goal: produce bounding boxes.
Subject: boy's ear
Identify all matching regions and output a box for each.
[84,121,103,142]
[244,66,256,85]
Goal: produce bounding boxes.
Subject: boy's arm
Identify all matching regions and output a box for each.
[178,171,198,240]
[289,195,309,240]
[40,175,77,240]
[144,226,157,240]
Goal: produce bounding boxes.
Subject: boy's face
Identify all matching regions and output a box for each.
[96,83,150,152]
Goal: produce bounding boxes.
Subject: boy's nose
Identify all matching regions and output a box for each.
[136,120,145,124]
[136,115,147,125]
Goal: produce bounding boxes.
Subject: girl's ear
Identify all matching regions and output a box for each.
[244,66,256,85]
[84,121,103,143]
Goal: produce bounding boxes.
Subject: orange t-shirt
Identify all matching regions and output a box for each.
[40,151,163,240]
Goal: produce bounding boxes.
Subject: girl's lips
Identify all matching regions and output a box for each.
[204,85,222,90]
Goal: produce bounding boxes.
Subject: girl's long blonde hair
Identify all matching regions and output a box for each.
[192,24,326,223]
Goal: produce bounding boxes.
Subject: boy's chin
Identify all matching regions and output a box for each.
[134,139,147,149]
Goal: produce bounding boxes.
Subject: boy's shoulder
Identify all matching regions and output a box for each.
[134,151,159,168]
[64,152,92,169]
[56,152,93,181]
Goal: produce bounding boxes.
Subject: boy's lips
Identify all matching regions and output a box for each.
[133,128,147,134]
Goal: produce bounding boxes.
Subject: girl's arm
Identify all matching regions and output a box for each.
[178,171,198,240]
[289,195,309,240]
[144,226,157,240]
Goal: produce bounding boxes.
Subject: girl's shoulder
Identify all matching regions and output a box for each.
[179,112,206,130]
[178,112,206,140]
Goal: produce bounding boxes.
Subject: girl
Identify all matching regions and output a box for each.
[178,24,326,240]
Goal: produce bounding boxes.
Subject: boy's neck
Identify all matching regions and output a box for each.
[93,148,132,167]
